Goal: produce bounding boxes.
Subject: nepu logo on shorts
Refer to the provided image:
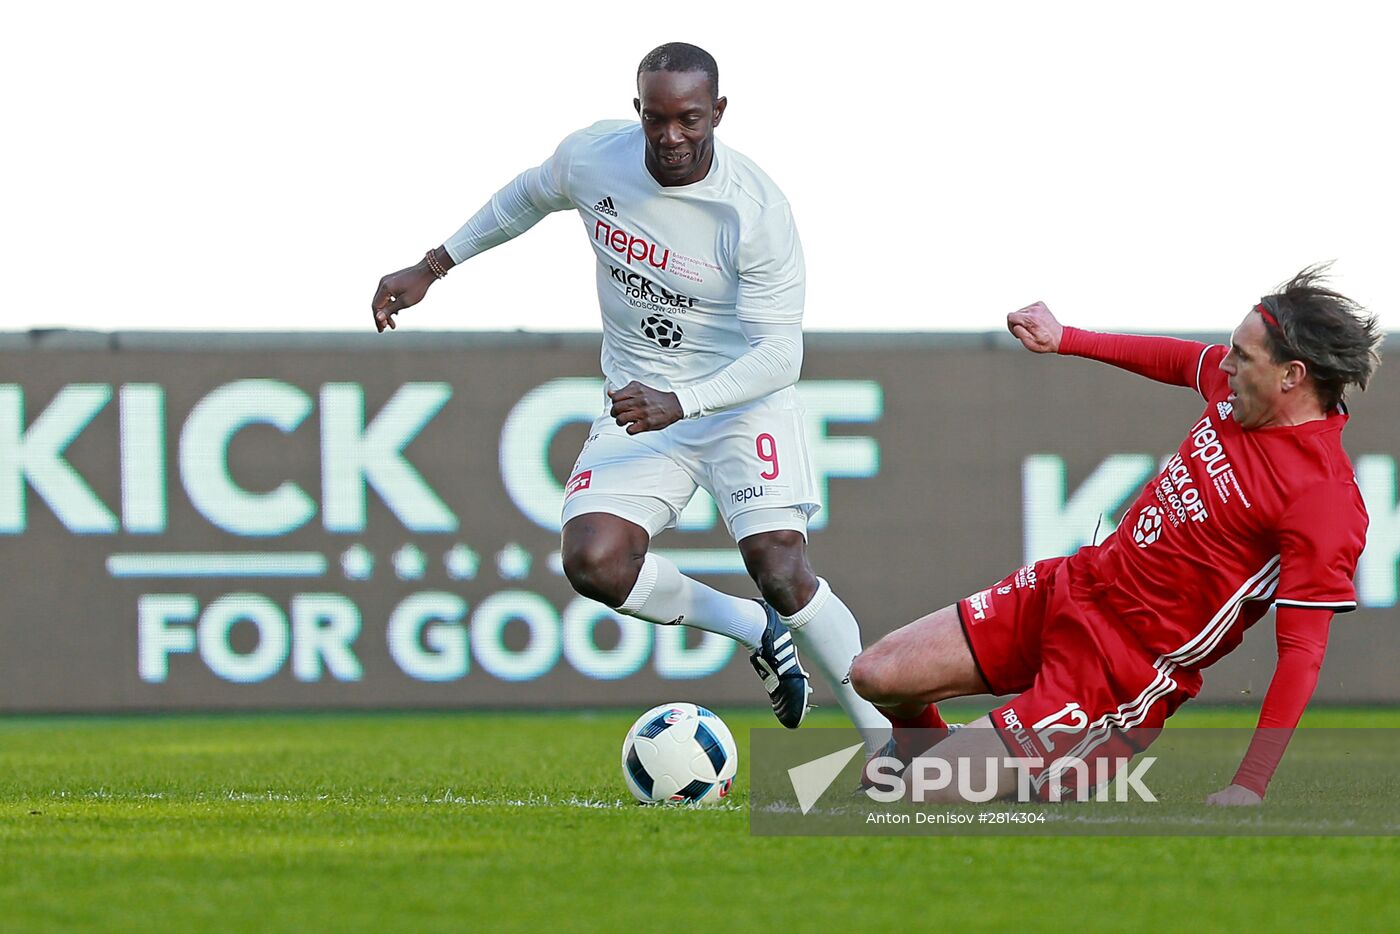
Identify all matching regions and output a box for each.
[729,484,781,505]
[1000,708,1038,757]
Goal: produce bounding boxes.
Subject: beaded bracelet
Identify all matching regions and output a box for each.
[425,249,448,279]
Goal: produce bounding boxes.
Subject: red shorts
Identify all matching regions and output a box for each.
[958,556,1193,800]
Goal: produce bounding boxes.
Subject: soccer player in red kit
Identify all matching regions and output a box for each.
[850,266,1382,804]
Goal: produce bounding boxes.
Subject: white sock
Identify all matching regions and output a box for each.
[783,578,891,753]
[618,553,767,651]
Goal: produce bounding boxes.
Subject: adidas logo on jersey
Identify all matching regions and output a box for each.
[593,196,618,217]
[1217,401,1234,421]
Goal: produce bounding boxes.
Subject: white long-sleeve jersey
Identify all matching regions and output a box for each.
[444,120,805,417]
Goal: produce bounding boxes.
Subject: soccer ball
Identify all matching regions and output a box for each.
[620,702,738,804]
[641,314,684,349]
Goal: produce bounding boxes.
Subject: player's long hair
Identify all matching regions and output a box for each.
[1259,263,1382,409]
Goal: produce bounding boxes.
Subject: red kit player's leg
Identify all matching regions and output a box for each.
[849,605,988,711]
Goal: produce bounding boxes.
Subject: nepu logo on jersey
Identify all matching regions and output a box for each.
[594,220,670,270]
[641,315,683,349]
[609,266,696,310]
[593,196,618,217]
[1188,415,1234,478]
[1133,504,1163,547]
[1189,414,1247,506]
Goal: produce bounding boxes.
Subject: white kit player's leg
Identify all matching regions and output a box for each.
[617,552,767,650]
[781,577,891,754]
[619,552,811,728]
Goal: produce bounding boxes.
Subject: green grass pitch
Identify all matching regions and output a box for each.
[1,706,1396,932]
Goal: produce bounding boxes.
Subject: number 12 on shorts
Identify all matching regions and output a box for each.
[756,433,780,479]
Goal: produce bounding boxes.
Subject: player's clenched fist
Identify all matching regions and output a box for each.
[1007,301,1063,354]
[608,381,684,434]
[371,265,437,332]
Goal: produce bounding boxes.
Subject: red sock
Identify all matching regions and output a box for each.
[881,704,947,731]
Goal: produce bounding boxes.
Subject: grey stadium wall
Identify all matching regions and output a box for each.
[1,330,1396,712]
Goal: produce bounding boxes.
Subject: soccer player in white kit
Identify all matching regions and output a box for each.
[371,42,888,742]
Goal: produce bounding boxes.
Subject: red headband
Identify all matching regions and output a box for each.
[1255,302,1280,329]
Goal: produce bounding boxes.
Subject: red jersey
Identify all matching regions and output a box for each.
[1059,329,1368,689]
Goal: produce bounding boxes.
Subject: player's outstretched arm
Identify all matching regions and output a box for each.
[1007,302,1064,353]
[1206,607,1332,806]
[1042,320,1214,390]
[372,131,578,333]
[371,247,456,332]
[1010,301,1214,389]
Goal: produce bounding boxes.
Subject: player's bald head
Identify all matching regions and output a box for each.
[637,42,719,101]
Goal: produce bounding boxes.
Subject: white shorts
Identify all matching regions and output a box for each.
[560,391,822,542]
